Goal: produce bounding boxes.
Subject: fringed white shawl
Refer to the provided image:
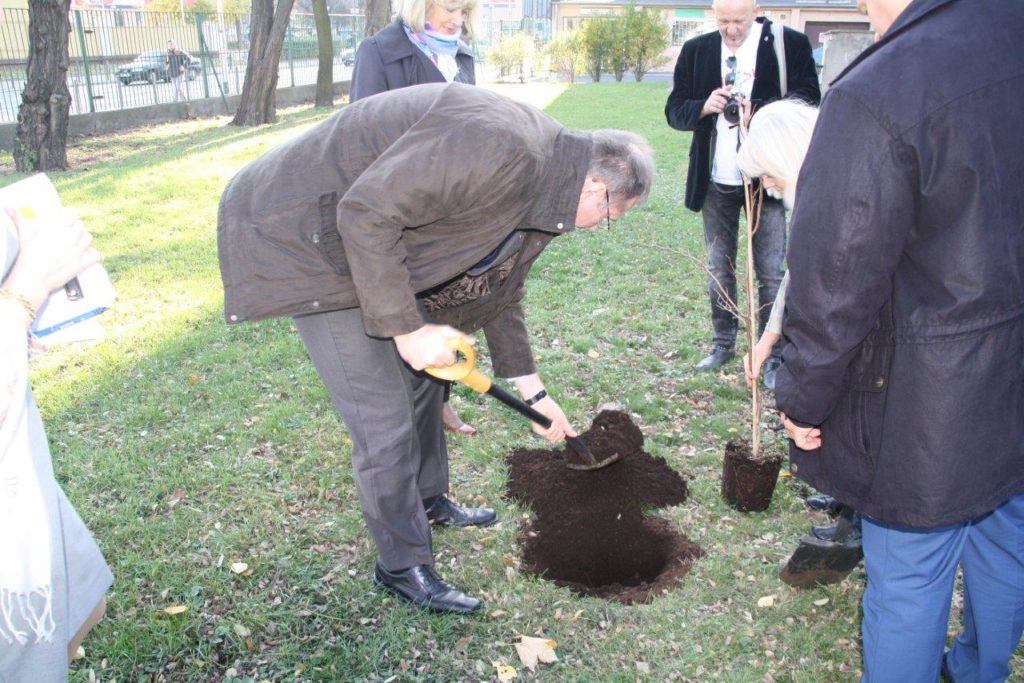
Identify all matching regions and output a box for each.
[0,223,55,645]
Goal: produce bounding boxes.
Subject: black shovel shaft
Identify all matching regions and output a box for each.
[485,383,552,428]
[484,383,599,467]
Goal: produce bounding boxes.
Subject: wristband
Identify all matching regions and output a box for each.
[524,389,547,406]
[0,288,36,323]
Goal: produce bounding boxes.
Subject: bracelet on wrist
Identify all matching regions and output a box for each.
[0,288,36,323]
[524,389,547,406]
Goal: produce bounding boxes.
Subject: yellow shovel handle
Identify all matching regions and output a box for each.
[425,338,492,393]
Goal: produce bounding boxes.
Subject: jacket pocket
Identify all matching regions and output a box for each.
[831,337,891,489]
[314,192,351,276]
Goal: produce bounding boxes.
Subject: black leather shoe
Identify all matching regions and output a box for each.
[813,510,862,544]
[762,357,781,390]
[425,495,497,528]
[804,494,841,513]
[695,346,736,371]
[374,563,481,614]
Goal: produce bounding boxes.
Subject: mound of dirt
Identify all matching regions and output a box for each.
[506,410,702,603]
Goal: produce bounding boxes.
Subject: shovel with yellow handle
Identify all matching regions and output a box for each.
[426,338,622,471]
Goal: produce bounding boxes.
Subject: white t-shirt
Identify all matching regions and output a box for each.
[711,26,760,186]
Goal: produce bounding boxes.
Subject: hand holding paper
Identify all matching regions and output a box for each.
[0,174,115,345]
[4,208,99,306]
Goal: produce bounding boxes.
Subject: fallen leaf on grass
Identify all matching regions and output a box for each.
[586,349,600,359]
[454,636,471,653]
[492,661,518,681]
[163,605,188,616]
[167,488,186,509]
[636,661,650,674]
[757,595,776,608]
[233,623,251,638]
[230,562,251,575]
[814,597,830,606]
[515,635,557,672]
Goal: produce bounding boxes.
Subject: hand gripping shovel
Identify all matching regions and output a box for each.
[425,339,621,471]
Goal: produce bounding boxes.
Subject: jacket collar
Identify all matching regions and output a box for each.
[374,18,473,65]
[830,0,958,86]
[523,130,593,235]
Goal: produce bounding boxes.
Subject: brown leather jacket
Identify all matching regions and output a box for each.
[217,83,592,377]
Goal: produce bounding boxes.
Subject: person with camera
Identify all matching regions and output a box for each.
[664,0,819,384]
[0,208,112,680]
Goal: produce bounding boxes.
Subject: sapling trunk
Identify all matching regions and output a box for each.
[741,180,762,458]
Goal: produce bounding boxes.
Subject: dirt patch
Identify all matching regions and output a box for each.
[507,410,702,604]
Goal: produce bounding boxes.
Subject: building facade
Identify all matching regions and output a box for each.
[552,0,868,61]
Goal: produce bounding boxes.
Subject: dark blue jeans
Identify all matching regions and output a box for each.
[700,181,786,351]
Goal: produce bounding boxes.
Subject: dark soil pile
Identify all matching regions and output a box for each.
[506,410,703,604]
[721,439,784,512]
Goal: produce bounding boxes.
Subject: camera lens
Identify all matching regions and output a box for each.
[723,96,741,124]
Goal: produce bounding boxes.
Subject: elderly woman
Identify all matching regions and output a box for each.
[0,209,112,679]
[737,99,863,577]
[350,0,479,101]
[350,0,481,436]
[736,99,818,389]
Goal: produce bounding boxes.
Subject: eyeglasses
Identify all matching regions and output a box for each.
[725,55,737,86]
[604,189,612,231]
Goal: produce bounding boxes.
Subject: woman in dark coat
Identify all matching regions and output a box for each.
[350,0,480,435]
[350,0,477,102]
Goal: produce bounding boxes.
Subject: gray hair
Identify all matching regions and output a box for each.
[588,130,655,207]
[397,0,480,40]
[737,100,819,207]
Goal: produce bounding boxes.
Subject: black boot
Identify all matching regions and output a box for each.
[812,507,862,544]
[804,493,841,514]
[695,346,735,370]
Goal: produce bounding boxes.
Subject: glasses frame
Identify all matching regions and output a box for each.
[604,188,612,231]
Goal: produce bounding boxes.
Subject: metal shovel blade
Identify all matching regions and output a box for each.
[564,436,622,471]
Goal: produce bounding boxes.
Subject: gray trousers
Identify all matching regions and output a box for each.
[294,307,448,571]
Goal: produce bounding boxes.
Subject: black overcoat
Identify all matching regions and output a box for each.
[775,0,1024,528]
[664,18,819,211]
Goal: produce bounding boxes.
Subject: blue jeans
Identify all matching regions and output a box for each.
[861,492,1024,682]
[700,181,786,350]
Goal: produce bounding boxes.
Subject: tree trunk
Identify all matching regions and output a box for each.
[363,0,390,37]
[312,0,333,107]
[231,0,297,126]
[14,0,72,172]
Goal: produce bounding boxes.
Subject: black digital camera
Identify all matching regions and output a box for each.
[723,93,743,125]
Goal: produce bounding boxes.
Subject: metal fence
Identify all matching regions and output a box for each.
[0,9,364,123]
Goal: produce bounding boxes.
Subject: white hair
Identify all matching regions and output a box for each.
[737,99,819,208]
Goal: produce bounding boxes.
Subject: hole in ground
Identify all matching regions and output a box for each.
[507,410,703,604]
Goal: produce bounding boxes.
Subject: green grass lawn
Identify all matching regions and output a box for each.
[1,83,1013,682]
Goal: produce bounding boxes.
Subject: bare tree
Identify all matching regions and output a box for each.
[312,0,334,107]
[364,0,390,37]
[232,0,297,125]
[14,0,72,172]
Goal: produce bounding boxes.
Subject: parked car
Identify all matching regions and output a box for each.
[341,48,356,66]
[117,51,201,85]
